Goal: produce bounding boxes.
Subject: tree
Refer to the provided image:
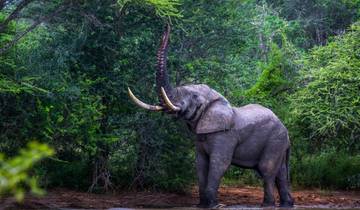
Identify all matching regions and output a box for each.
[0,0,70,54]
[0,0,188,192]
[266,0,360,47]
[291,21,360,153]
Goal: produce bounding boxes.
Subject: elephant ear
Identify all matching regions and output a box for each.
[195,98,234,134]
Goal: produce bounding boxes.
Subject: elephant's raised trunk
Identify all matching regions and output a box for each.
[156,23,172,104]
[127,24,180,112]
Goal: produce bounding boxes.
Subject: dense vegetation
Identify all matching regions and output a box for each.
[0,0,359,198]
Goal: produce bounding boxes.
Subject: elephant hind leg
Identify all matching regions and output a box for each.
[275,154,294,207]
[257,159,280,207]
[257,144,286,207]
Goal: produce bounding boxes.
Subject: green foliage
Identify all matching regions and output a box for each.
[245,44,290,105]
[267,0,360,47]
[38,159,92,189]
[0,0,359,193]
[109,115,194,192]
[223,166,261,187]
[291,22,360,152]
[144,0,182,18]
[0,142,54,201]
[291,151,360,189]
[117,0,182,18]
[242,39,301,119]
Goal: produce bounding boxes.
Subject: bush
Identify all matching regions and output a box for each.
[223,166,261,186]
[292,151,360,189]
[291,22,360,152]
[109,115,195,193]
[243,40,301,120]
[37,159,92,190]
[245,43,291,108]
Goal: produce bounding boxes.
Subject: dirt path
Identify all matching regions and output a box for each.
[2,186,360,209]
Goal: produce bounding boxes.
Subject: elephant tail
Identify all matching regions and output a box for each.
[286,147,291,184]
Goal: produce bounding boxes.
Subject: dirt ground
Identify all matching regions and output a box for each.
[1,186,360,209]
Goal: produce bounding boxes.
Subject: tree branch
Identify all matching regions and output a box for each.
[0,3,68,55]
[80,11,111,29]
[0,0,34,33]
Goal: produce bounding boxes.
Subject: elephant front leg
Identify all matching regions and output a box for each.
[203,153,232,208]
[196,151,209,208]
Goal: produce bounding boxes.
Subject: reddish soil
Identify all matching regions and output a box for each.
[1,186,360,209]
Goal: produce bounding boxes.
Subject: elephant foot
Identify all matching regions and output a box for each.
[197,201,224,209]
[261,201,276,208]
[280,200,294,208]
[196,203,208,208]
[211,203,226,209]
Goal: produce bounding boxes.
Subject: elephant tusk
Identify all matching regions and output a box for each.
[128,87,164,111]
[160,87,181,112]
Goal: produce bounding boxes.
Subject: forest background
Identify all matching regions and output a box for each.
[0,0,359,200]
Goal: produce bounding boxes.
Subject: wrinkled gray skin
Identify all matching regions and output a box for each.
[169,84,294,208]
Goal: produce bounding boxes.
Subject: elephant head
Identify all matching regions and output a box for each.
[128,24,234,134]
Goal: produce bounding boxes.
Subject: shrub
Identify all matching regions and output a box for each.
[291,151,360,189]
[291,22,360,152]
[243,39,301,120]
[223,166,262,186]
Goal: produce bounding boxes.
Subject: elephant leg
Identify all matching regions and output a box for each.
[261,175,276,207]
[204,152,232,208]
[258,153,283,207]
[275,158,294,207]
[196,151,209,208]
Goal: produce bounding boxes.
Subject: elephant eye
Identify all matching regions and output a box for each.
[192,94,198,99]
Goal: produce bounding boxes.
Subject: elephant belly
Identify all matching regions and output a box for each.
[230,104,287,168]
[231,158,258,168]
[231,139,266,168]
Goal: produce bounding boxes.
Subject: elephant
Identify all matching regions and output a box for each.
[127,24,294,208]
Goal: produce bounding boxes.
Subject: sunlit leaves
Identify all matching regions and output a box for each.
[117,0,182,18]
[145,0,182,18]
[0,142,54,201]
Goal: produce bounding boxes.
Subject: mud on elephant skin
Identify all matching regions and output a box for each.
[128,23,294,208]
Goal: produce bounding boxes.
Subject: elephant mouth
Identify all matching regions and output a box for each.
[180,104,201,122]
